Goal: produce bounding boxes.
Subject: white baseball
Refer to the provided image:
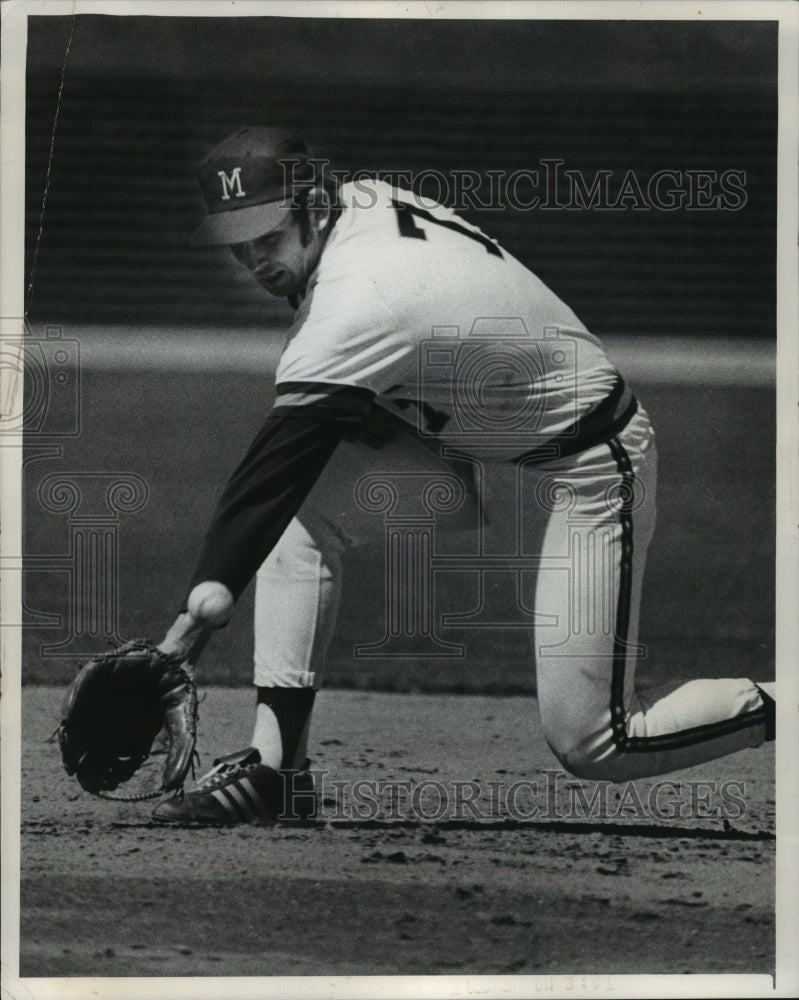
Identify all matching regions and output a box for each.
[187,581,234,628]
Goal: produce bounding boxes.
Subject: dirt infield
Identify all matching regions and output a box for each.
[20,686,774,980]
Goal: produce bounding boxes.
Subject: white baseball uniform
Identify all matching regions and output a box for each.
[190,180,770,781]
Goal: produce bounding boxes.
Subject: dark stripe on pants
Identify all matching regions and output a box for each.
[606,437,766,755]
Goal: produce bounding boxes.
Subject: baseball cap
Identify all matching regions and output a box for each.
[191,127,316,246]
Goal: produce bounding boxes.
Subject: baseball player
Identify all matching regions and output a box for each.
[150,127,774,824]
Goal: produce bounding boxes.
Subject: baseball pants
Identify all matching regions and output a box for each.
[253,409,769,782]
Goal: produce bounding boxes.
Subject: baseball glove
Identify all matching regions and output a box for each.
[57,639,198,800]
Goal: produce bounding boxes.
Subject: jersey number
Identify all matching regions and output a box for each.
[391,199,503,258]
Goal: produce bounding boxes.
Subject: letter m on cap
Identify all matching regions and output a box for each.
[217,166,246,200]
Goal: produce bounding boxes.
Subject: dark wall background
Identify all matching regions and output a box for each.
[25,15,777,338]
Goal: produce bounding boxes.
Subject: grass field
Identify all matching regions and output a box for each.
[21,329,775,693]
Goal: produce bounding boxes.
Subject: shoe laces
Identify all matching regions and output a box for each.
[196,758,261,791]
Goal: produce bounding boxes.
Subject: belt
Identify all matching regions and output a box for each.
[514,374,639,465]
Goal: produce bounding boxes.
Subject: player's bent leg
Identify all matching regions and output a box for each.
[539,677,770,783]
[530,415,772,783]
[251,514,345,769]
[252,419,480,699]
[253,515,344,692]
[534,526,769,783]
[153,514,345,825]
[248,423,479,787]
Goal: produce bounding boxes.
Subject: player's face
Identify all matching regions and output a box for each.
[229,214,319,297]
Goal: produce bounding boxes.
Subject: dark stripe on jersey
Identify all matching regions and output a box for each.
[516,375,638,465]
[276,382,375,405]
[275,381,376,421]
[606,436,767,755]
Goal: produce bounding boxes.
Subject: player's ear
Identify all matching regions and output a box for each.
[309,185,332,233]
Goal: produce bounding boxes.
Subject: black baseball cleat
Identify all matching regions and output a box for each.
[151,747,316,825]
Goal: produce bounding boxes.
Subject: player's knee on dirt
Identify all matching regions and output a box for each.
[545,743,601,781]
[540,722,624,782]
[187,581,234,629]
[552,749,626,783]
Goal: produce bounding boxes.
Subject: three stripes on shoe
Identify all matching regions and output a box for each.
[210,775,272,821]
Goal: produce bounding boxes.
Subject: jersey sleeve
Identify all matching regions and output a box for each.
[185,398,368,602]
[187,221,419,603]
